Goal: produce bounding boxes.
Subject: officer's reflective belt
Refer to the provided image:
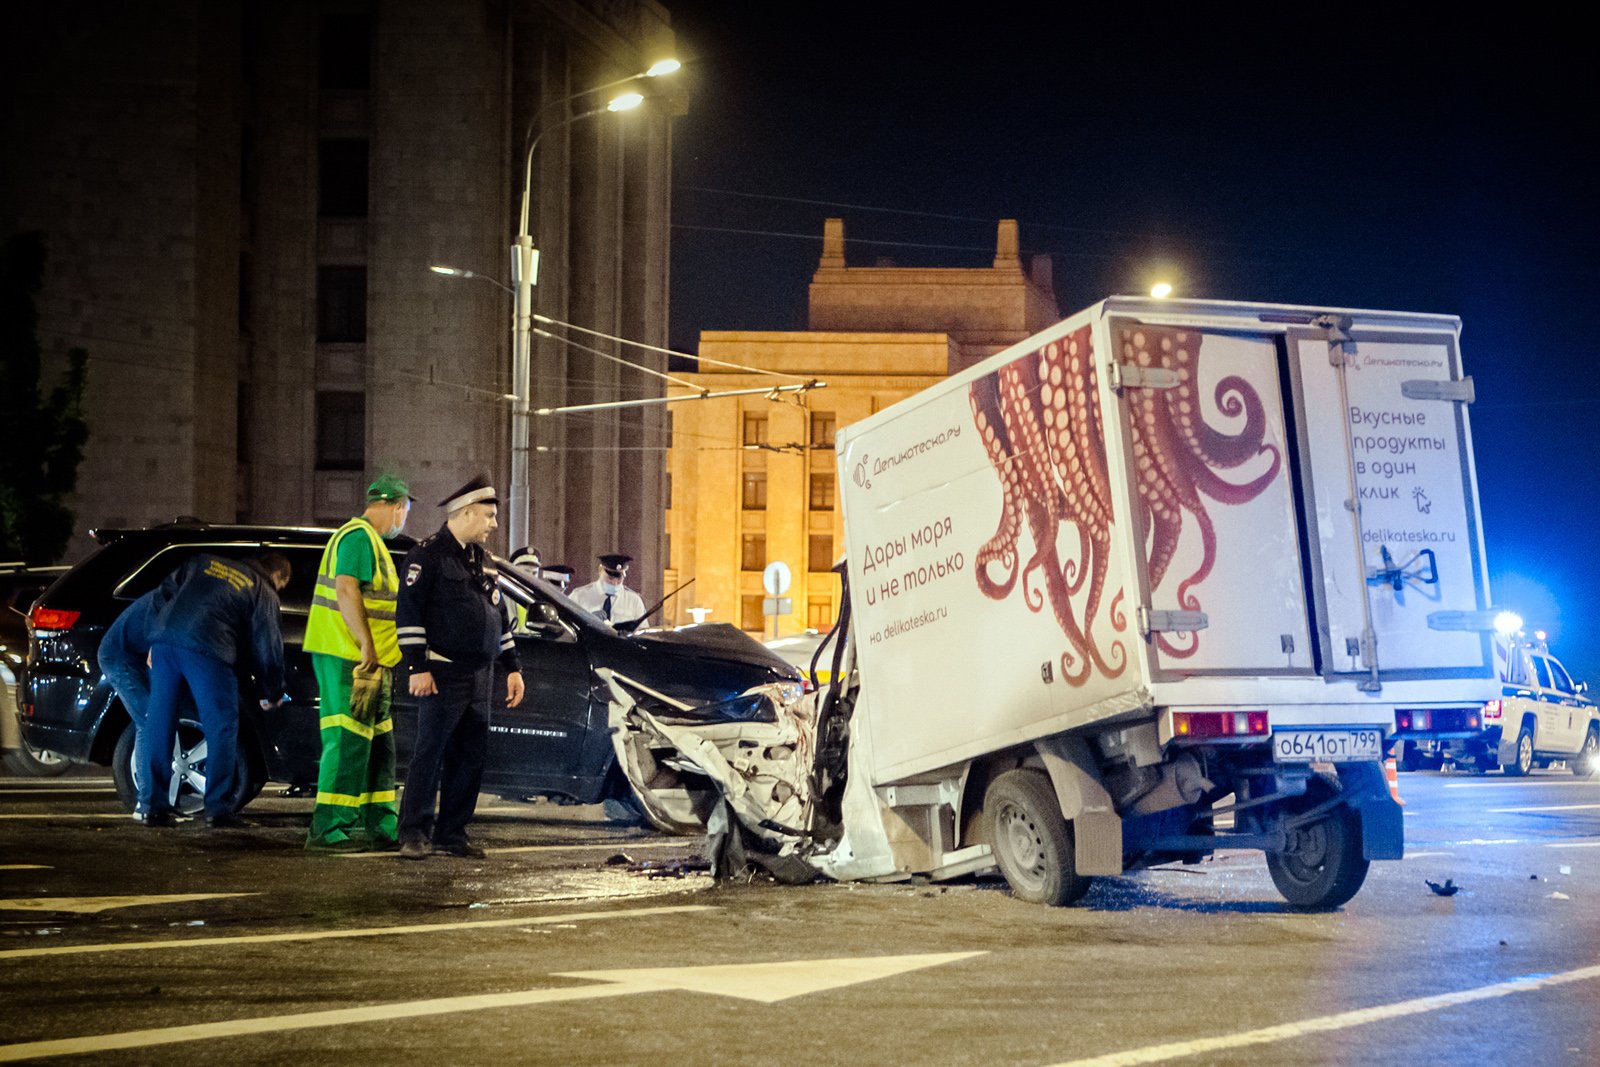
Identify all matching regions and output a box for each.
[319,714,396,741]
[315,789,398,808]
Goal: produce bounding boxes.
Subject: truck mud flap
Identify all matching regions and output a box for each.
[1338,761,1404,861]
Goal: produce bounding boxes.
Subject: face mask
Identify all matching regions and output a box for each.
[381,524,403,541]
[601,581,621,595]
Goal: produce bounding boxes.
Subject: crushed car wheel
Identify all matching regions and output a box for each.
[984,769,1092,907]
[1266,799,1368,910]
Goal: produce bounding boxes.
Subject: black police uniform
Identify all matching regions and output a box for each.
[395,519,520,853]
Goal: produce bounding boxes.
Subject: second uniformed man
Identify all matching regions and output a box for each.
[395,475,524,860]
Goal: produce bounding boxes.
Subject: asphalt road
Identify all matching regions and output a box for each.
[1,767,1597,1065]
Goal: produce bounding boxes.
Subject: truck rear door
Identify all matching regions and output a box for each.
[1105,319,1313,677]
[1288,322,1494,685]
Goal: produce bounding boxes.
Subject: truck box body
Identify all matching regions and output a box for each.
[608,296,1500,908]
[835,297,1498,787]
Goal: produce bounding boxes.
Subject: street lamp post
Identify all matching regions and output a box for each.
[505,59,678,552]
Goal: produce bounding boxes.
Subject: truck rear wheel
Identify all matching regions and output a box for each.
[1266,800,1368,910]
[985,769,1093,906]
[1505,724,1535,777]
[1573,727,1599,778]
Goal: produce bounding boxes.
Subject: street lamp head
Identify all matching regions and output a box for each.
[429,264,470,277]
[608,92,645,112]
[645,58,681,78]
[1150,282,1174,299]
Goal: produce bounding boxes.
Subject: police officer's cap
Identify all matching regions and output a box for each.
[440,474,498,513]
[598,553,632,577]
[367,473,414,503]
[542,564,574,579]
[509,545,540,567]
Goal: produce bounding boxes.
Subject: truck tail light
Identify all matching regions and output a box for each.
[1173,711,1269,739]
[1396,710,1412,730]
[1482,699,1501,721]
[28,606,80,631]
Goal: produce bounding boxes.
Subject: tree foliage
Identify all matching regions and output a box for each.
[0,232,89,563]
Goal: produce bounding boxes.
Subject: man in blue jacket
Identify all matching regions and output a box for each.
[143,552,289,829]
[98,585,177,821]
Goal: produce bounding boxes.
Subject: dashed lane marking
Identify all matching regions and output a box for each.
[0,865,51,871]
[0,783,117,793]
[335,840,693,860]
[1444,780,1600,788]
[1039,961,1600,1067]
[0,813,130,820]
[0,950,981,1061]
[1487,803,1600,814]
[1400,851,1454,859]
[0,893,257,914]
[0,903,717,960]
[1546,841,1600,849]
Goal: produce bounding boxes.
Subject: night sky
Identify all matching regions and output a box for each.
[663,5,1600,679]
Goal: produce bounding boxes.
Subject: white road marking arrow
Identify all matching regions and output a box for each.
[0,893,257,914]
[0,951,984,1062]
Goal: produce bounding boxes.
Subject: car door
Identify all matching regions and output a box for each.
[1546,657,1584,753]
[1530,656,1565,753]
[482,579,594,795]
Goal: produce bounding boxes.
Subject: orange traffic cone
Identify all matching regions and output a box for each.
[1384,756,1404,806]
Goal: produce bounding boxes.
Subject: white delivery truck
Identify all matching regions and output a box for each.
[609,297,1504,910]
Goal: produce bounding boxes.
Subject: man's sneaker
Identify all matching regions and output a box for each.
[440,842,487,859]
[366,838,400,853]
[143,811,177,828]
[204,812,250,830]
[398,839,431,861]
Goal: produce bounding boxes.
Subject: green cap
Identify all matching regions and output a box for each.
[366,474,414,502]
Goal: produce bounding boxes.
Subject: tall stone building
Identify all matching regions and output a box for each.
[1,0,679,597]
[666,218,1060,634]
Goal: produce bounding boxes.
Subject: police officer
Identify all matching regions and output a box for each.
[540,564,575,594]
[302,473,413,852]
[571,554,645,626]
[143,552,288,829]
[395,475,524,860]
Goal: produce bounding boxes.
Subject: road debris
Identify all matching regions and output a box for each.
[1425,879,1459,896]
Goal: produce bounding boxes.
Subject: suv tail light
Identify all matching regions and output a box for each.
[1482,699,1502,721]
[1172,710,1269,739]
[28,606,80,631]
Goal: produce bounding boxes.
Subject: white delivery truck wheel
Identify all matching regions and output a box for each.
[984,769,1093,907]
[1266,798,1368,910]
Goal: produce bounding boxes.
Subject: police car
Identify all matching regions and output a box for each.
[1393,632,1599,776]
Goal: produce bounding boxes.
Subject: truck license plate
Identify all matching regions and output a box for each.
[1273,729,1384,763]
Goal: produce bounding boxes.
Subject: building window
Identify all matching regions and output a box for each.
[236,383,252,464]
[664,410,674,447]
[743,411,768,447]
[808,597,833,630]
[742,471,767,510]
[810,411,836,449]
[317,266,367,342]
[741,532,766,572]
[741,594,765,632]
[809,470,835,511]
[318,139,369,217]
[809,533,833,572]
[319,13,371,92]
[315,391,365,471]
[664,471,672,509]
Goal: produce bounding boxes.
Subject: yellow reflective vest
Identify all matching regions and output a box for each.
[303,517,401,667]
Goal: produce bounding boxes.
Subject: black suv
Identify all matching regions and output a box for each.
[19,521,800,818]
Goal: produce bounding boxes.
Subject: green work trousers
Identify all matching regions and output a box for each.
[307,653,398,848]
